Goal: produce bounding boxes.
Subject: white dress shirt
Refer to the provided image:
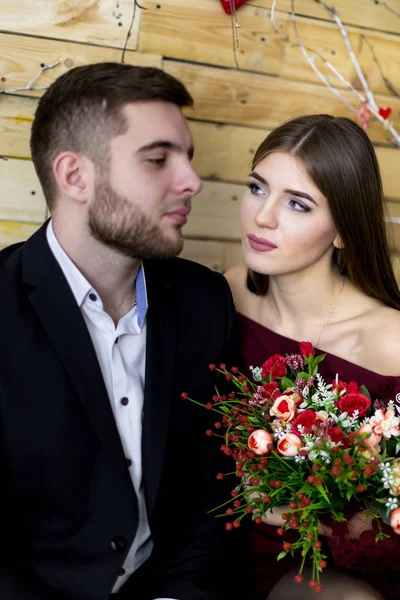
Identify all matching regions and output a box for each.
[46,222,173,598]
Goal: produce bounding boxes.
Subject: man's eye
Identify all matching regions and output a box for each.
[148,157,166,166]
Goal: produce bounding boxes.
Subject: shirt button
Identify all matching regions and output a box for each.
[121,397,129,406]
[126,458,132,467]
[111,536,127,553]
[89,293,97,301]
[119,568,126,576]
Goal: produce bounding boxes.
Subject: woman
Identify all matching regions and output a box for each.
[225,114,400,599]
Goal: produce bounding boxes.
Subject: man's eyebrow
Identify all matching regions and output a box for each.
[137,140,194,159]
[249,172,317,205]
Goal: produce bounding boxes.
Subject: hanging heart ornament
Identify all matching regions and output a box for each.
[220,0,250,14]
[378,107,392,120]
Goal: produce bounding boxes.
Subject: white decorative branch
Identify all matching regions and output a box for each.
[271,0,288,41]
[0,61,60,95]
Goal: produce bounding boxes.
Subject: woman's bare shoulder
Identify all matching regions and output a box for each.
[364,304,400,376]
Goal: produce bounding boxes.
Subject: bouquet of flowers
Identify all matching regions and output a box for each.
[182,342,400,592]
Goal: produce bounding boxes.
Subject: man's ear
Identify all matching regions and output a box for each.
[333,233,344,249]
[52,152,92,204]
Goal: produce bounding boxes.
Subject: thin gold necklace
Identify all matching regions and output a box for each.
[269,277,345,349]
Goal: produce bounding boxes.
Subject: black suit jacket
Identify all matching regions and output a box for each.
[0,223,248,600]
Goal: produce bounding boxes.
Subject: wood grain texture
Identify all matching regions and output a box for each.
[0,158,46,222]
[165,60,400,146]
[251,1,400,35]
[0,33,162,98]
[140,0,288,75]
[0,220,40,249]
[0,0,142,50]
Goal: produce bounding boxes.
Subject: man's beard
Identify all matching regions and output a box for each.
[88,177,184,260]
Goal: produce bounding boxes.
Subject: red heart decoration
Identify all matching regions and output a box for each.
[378,106,392,120]
[220,0,250,14]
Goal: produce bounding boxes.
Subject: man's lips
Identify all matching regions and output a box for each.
[247,234,277,252]
[165,207,191,225]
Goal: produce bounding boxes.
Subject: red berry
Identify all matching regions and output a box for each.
[263,496,271,504]
[231,366,239,373]
[314,541,322,549]
[246,506,253,514]
[290,520,299,529]
[283,542,291,551]
[357,484,366,493]
[219,363,226,370]
[216,473,224,480]
[214,422,222,429]
[233,500,241,508]
[181,392,188,399]
[294,574,303,583]
[307,475,315,483]
[209,364,216,370]
[205,429,213,437]
[312,464,319,472]
[226,374,233,381]
[242,386,250,393]
[306,532,313,539]
[314,584,323,593]
[319,560,327,569]
[225,522,233,531]
[309,580,317,589]
[254,516,262,524]
[205,403,213,410]
[297,493,305,500]
[277,528,284,536]
[314,478,323,486]
[289,502,297,510]
[233,520,241,529]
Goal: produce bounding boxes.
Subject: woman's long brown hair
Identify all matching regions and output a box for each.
[247,114,400,310]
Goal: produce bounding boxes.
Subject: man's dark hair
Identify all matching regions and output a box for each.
[30,62,193,209]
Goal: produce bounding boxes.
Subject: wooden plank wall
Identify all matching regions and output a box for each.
[1,0,400,274]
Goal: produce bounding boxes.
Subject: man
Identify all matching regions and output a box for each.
[0,63,247,599]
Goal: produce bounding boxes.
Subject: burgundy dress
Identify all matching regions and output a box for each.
[237,313,400,599]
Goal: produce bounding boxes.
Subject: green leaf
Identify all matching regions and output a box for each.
[361,385,371,400]
[313,354,326,365]
[296,372,309,383]
[276,552,288,561]
[281,377,295,390]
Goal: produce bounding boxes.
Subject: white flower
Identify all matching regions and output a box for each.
[386,497,399,510]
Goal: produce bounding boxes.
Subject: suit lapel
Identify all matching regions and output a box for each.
[142,261,177,519]
[21,223,127,463]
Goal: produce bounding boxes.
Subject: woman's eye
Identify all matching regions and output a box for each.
[247,182,265,196]
[288,199,310,213]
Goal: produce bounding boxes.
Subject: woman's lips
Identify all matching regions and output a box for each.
[247,234,278,252]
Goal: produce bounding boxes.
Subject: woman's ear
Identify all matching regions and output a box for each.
[333,233,344,249]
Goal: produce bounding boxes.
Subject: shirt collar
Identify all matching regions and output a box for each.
[46,220,148,327]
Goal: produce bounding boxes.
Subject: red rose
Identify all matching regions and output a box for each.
[262,355,286,379]
[332,379,347,394]
[299,341,314,358]
[292,409,317,436]
[328,425,345,443]
[347,381,361,393]
[262,381,280,400]
[338,392,371,417]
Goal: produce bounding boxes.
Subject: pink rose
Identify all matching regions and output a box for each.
[248,429,273,456]
[391,507,400,534]
[359,423,382,448]
[277,433,302,456]
[270,395,297,422]
[285,388,303,406]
